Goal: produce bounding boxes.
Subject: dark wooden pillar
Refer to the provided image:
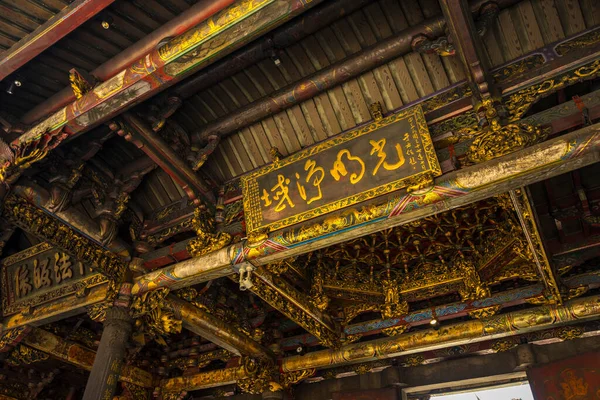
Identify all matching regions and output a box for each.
[82,290,132,400]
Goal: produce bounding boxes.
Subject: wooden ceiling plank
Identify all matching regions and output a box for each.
[399,0,425,26]
[220,137,244,177]
[511,2,544,54]
[300,99,329,142]
[104,11,147,41]
[212,84,239,114]
[441,55,467,83]
[11,86,45,103]
[0,32,16,48]
[332,18,362,55]
[314,92,342,137]
[341,79,371,125]
[261,117,289,156]
[286,43,317,77]
[555,0,586,36]
[300,35,331,71]
[219,80,249,108]
[38,54,78,75]
[205,158,226,184]
[579,0,600,27]
[0,0,115,81]
[379,0,409,33]
[231,72,261,103]
[418,0,442,18]
[156,169,183,203]
[358,70,388,112]
[531,0,565,44]
[249,123,274,163]
[193,95,219,122]
[0,5,39,31]
[141,0,177,24]
[150,173,172,209]
[2,0,54,20]
[421,54,451,91]
[404,53,435,98]
[205,88,231,118]
[348,10,378,48]
[185,97,210,126]
[278,50,303,83]
[49,46,96,71]
[363,2,393,40]
[16,80,54,99]
[62,37,109,64]
[327,86,357,131]
[114,2,160,31]
[36,0,70,12]
[372,65,404,110]
[258,58,288,90]
[387,56,420,104]
[236,128,263,168]
[273,111,302,153]
[243,65,273,97]
[315,27,347,63]
[21,69,64,92]
[482,24,505,67]
[226,135,253,173]
[213,146,236,181]
[497,9,524,61]
[175,106,199,133]
[165,0,192,14]
[0,19,30,40]
[86,23,133,50]
[287,105,315,148]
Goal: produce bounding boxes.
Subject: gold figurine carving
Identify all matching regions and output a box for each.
[186,207,232,258]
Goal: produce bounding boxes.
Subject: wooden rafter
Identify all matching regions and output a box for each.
[0,0,116,81]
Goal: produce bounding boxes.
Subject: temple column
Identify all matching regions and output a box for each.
[262,390,283,400]
[82,286,133,400]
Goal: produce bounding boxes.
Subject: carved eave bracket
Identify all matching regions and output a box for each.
[510,188,562,304]
[239,266,341,349]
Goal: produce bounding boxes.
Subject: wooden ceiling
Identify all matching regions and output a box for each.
[0,0,201,117]
[170,0,599,183]
[0,0,73,54]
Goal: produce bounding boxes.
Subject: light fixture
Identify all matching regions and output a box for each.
[101,15,113,29]
[6,80,21,95]
[430,308,440,330]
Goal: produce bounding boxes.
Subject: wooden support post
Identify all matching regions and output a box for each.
[82,286,133,400]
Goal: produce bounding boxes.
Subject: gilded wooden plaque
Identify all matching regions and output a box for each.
[1,242,107,316]
[242,105,441,234]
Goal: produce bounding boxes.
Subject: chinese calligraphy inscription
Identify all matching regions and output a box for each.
[2,242,106,316]
[242,106,440,234]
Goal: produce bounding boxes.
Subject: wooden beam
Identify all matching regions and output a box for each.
[2,284,108,330]
[169,295,274,359]
[240,267,341,348]
[9,0,322,172]
[119,112,215,207]
[510,189,563,303]
[132,122,600,295]
[439,0,495,97]
[22,327,154,388]
[0,0,116,81]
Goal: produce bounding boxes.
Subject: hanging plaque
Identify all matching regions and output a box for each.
[242,105,441,234]
[1,242,107,316]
